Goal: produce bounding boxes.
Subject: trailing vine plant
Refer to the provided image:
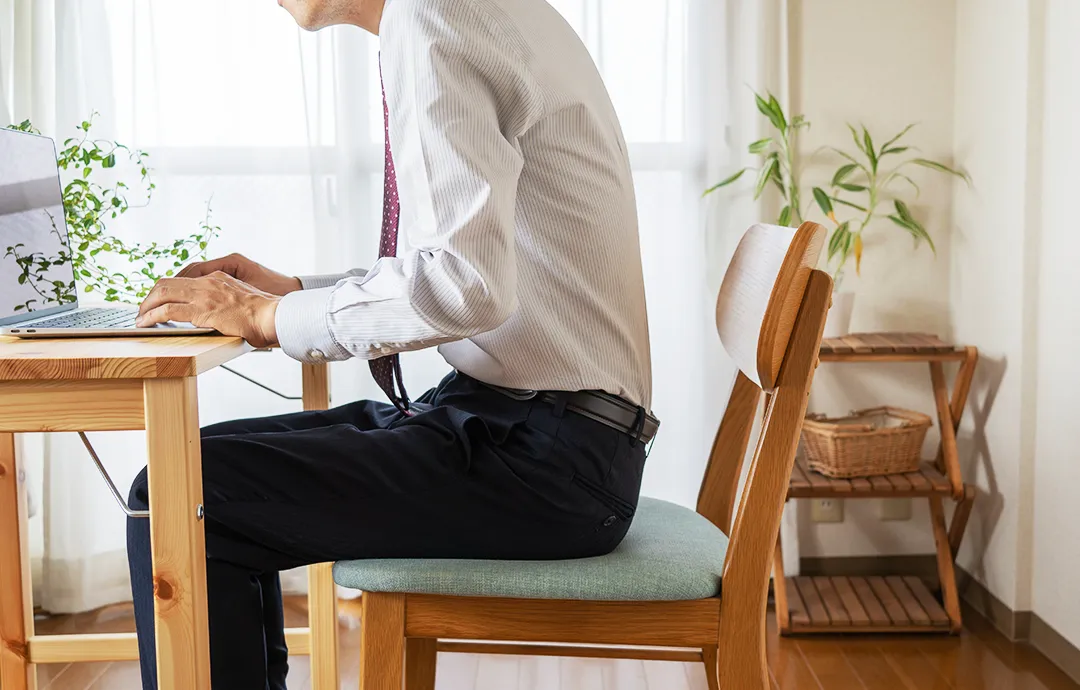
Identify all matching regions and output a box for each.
[4,115,217,311]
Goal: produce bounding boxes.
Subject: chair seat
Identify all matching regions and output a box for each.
[332,497,728,601]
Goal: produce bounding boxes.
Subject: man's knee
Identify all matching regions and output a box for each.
[128,466,149,511]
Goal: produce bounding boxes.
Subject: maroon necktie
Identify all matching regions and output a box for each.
[370,65,411,415]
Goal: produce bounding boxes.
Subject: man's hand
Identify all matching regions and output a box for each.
[136,272,281,348]
[175,253,302,296]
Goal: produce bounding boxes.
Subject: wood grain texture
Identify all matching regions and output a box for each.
[143,378,210,689]
[701,646,719,690]
[772,539,789,633]
[360,593,405,690]
[0,335,249,381]
[787,462,952,498]
[406,638,438,690]
[0,433,36,690]
[930,361,964,498]
[37,602,1077,690]
[434,642,701,663]
[25,630,311,664]
[406,596,721,647]
[929,496,963,632]
[0,379,144,432]
[695,371,760,535]
[950,484,977,558]
[718,269,831,690]
[306,562,339,690]
[300,362,339,690]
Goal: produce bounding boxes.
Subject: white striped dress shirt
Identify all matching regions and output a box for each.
[275,0,652,408]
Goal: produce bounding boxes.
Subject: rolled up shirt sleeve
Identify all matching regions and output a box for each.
[273,0,542,364]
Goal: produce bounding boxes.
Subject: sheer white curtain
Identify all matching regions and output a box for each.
[2,0,774,613]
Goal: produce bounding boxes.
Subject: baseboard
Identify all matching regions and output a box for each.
[799,554,939,580]
[954,567,1031,640]
[799,556,1080,685]
[956,566,1080,685]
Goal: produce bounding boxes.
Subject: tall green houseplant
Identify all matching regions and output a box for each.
[705,92,969,287]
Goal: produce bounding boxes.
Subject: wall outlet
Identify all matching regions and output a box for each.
[880,498,913,521]
[811,498,844,523]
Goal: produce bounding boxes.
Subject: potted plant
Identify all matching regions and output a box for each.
[705,92,969,337]
[5,115,217,311]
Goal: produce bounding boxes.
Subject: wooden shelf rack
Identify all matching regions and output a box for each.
[774,333,979,635]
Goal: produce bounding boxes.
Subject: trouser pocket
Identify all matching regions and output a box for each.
[571,473,636,519]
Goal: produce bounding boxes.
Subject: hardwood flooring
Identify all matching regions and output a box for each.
[32,599,1079,689]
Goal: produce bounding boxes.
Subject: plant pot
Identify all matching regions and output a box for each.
[823,291,855,339]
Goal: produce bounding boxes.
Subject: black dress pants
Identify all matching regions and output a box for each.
[126,370,647,689]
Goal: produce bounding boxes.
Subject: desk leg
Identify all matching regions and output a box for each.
[0,433,36,690]
[144,378,211,689]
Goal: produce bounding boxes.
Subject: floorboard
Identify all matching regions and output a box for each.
[30,600,1080,689]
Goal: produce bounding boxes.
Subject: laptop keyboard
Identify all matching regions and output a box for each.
[27,307,139,330]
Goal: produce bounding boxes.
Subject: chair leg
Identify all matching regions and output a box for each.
[360,592,405,690]
[308,563,340,690]
[702,646,720,690]
[405,638,437,690]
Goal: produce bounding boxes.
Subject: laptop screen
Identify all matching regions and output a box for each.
[0,129,78,326]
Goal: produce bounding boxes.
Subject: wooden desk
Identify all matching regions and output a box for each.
[0,336,339,689]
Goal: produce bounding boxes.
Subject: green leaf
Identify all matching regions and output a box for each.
[894,199,914,222]
[888,210,936,254]
[863,126,878,172]
[754,156,780,200]
[755,91,785,132]
[827,222,852,262]
[909,158,971,183]
[848,125,866,155]
[17,273,26,284]
[813,187,834,216]
[767,93,788,131]
[832,164,858,186]
[85,285,94,293]
[778,205,793,227]
[831,196,868,212]
[703,167,750,196]
[881,146,910,156]
[837,183,868,192]
[102,153,116,168]
[748,138,773,154]
[880,123,916,152]
[83,167,92,179]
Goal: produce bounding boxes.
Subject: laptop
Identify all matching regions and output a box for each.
[0,128,212,338]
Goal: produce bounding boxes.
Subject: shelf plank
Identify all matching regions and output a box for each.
[789,581,810,627]
[812,577,850,625]
[903,576,950,626]
[831,577,871,627]
[887,576,931,626]
[849,578,892,627]
[868,576,909,625]
[794,577,830,626]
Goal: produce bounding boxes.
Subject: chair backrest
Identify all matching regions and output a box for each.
[694,221,830,683]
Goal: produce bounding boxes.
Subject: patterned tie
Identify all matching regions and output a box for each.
[370,64,411,415]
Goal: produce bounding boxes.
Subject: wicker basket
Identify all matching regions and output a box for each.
[802,406,932,478]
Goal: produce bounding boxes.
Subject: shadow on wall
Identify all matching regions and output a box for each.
[957,354,1007,601]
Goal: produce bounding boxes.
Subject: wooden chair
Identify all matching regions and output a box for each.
[332,221,830,690]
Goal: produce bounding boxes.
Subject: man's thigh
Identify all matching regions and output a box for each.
[198,404,602,573]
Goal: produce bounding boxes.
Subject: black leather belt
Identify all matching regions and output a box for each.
[483,382,660,444]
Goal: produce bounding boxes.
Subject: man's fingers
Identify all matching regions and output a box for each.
[136,302,189,328]
[138,278,195,316]
[175,255,240,279]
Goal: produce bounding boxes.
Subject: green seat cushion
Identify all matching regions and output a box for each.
[332,496,728,601]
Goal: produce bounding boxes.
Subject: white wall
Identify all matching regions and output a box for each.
[1031,0,1080,649]
[788,1,1080,655]
[950,0,1035,614]
[786,0,961,559]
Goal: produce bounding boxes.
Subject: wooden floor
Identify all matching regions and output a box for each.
[32,598,1079,690]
